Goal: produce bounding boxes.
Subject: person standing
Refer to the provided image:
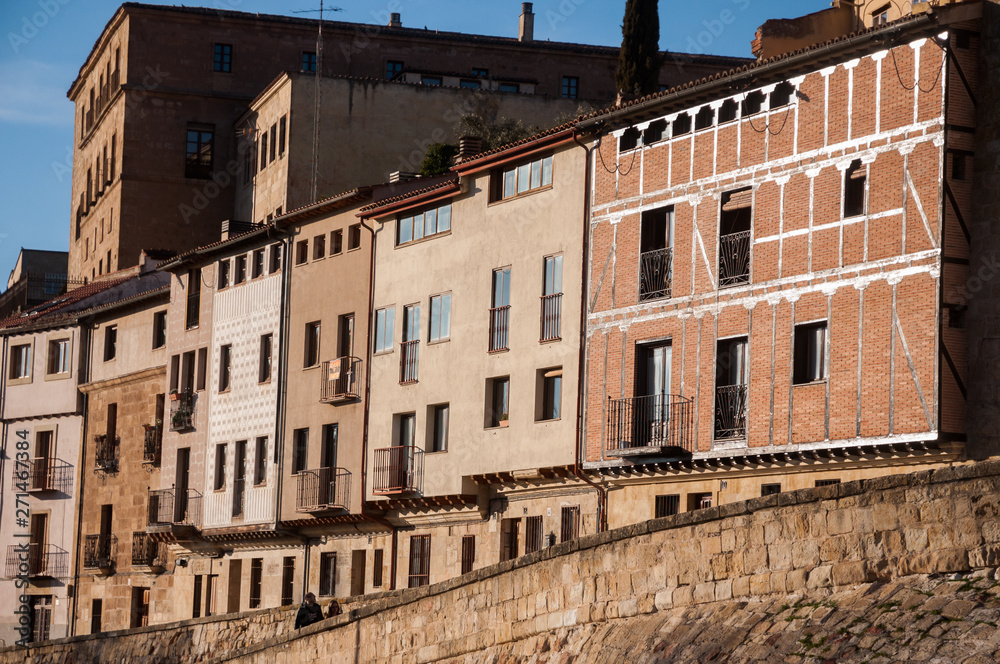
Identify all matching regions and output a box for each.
[294,592,324,628]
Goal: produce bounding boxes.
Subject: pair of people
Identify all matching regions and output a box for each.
[294,593,343,629]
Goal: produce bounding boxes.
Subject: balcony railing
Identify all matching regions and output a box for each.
[489,305,510,352]
[94,435,119,472]
[295,467,351,512]
[605,394,694,456]
[143,424,162,465]
[131,531,165,569]
[540,293,562,342]
[169,390,195,432]
[148,488,203,527]
[320,356,362,402]
[4,544,69,578]
[714,384,749,440]
[639,247,673,301]
[399,340,419,384]
[373,446,423,495]
[718,230,751,287]
[83,533,117,570]
[12,458,73,493]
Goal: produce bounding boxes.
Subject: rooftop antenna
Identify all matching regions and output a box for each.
[293,3,343,203]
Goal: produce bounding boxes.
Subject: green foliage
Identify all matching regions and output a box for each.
[420,143,459,176]
[615,0,662,97]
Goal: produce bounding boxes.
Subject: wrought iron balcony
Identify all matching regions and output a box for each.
[143,423,162,465]
[639,247,673,301]
[4,544,69,578]
[131,531,165,570]
[605,394,694,457]
[489,305,510,352]
[295,467,351,512]
[399,340,419,384]
[372,446,423,495]
[83,533,117,571]
[94,434,119,472]
[12,457,73,493]
[320,356,362,402]
[540,293,562,342]
[169,390,195,432]
[719,230,751,287]
[147,487,203,527]
[714,384,748,440]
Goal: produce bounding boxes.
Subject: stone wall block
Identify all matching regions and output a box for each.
[968,545,1000,568]
[672,585,694,607]
[749,573,771,596]
[807,565,833,590]
[904,528,930,553]
[653,590,673,611]
[827,509,853,535]
[768,540,793,571]
[792,539,820,569]
[732,575,751,598]
[873,503,899,531]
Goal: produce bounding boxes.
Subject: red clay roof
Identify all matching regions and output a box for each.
[358,178,461,215]
[0,274,133,331]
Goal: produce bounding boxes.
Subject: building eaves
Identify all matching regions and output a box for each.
[577,11,940,131]
[0,275,133,331]
[450,124,577,173]
[156,224,282,272]
[275,187,374,228]
[358,177,461,217]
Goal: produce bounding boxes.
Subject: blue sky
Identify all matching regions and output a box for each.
[0,0,827,282]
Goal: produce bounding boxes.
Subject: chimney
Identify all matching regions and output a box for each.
[389,12,401,28]
[518,3,534,42]
[456,135,483,163]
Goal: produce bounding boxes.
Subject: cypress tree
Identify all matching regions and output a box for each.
[615,0,662,98]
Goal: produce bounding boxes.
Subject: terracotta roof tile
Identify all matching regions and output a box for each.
[358,177,460,214]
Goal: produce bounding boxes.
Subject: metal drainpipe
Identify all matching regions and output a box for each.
[70,320,94,636]
[357,217,398,591]
[572,132,608,533]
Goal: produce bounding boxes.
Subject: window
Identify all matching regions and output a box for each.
[816,479,841,487]
[192,576,203,618]
[234,254,247,284]
[254,437,268,485]
[407,535,431,587]
[472,67,489,78]
[844,159,866,217]
[185,127,214,179]
[396,413,416,447]
[280,557,295,606]
[429,404,449,452]
[490,267,511,352]
[103,325,117,361]
[488,376,510,427]
[695,105,715,131]
[793,321,827,384]
[269,124,277,163]
[400,304,419,383]
[259,334,273,382]
[170,355,180,392]
[953,152,968,181]
[561,75,579,99]
[278,116,287,156]
[249,559,262,609]
[267,243,282,274]
[715,336,748,440]
[498,82,519,93]
[213,43,232,72]
[373,307,395,354]
[9,344,31,380]
[871,3,890,24]
[348,224,362,250]
[770,82,794,108]
[500,518,519,561]
[741,90,765,116]
[461,536,475,575]
[252,249,265,278]
[302,51,317,72]
[524,515,543,554]
[429,293,451,342]
[560,506,580,542]
[304,322,321,368]
[218,259,231,288]
[689,492,713,511]
[292,428,308,474]
[397,203,451,246]
[541,255,563,341]
[654,495,680,518]
[313,234,326,260]
[214,443,227,490]
[186,268,201,329]
[538,368,562,421]
[386,60,404,80]
[761,483,782,496]
[719,99,738,123]
[421,76,442,86]
[460,79,480,89]
[326,229,342,255]
[295,240,308,265]
[319,552,337,596]
[91,599,103,634]
[47,339,70,375]
[718,188,752,287]
[373,549,384,587]
[320,423,338,468]
[150,312,167,350]
[219,344,232,392]
[259,132,268,171]
[672,113,691,136]
[493,154,553,201]
[30,596,52,643]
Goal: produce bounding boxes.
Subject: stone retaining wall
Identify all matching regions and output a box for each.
[7,461,1000,663]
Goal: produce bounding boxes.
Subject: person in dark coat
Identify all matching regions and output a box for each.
[294,592,323,628]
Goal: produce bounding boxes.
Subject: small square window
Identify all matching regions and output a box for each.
[486,376,510,427]
[47,339,71,375]
[252,248,265,278]
[537,367,561,421]
[561,76,579,99]
[214,443,227,490]
[304,321,321,368]
[259,334,273,383]
[761,483,782,496]
[331,229,343,255]
[185,127,214,179]
[217,259,231,289]
[269,243,282,273]
[560,506,580,542]
[296,240,309,265]
[498,82,519,93]
[428,403,449,452]
[254,437,268,486]
[688,492,712,511]
[386,60,404,80]
[429,293,451,342]
[654,495,679,518]
[793,321,827,384]
[815,479,841,487]
[219,344,232,392]
[213,43,232,73]
[421,76,442,86]
[373,307,395,354]
[844,159,866,217]
[152,312,167,350]
[348,224,362,250]
[313,235,326,260]
[472,67,489,78]
[460,536,475,574]
[292,428,308,474]
[318,552,336,596]
[301,51,317,73]
[103,326,117,361]
[234,254,247,284]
